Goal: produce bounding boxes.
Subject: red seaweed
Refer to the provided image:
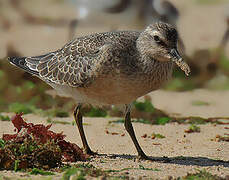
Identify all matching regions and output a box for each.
[0,113,88,170]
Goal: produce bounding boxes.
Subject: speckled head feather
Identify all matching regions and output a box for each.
[158,22,177,41]
[150,22,178,47]
[137,22,177,62]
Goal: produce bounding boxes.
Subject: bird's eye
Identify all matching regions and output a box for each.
[153,35,160,42]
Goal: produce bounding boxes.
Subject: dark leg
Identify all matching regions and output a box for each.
[124,104,149,159]
[74,104,95,155]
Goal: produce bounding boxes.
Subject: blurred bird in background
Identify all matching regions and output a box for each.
[70,0,180,29]
[69,0,184,55]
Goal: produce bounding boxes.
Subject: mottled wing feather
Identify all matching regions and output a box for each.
[26,46,97,87]
[24,31,139,87]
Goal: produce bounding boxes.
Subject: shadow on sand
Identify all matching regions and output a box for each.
[94,154,229,168]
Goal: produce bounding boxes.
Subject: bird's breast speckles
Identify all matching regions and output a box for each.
[75,60,173,105]
[76,74,146,105]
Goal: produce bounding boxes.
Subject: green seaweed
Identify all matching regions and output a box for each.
[29,168,55,175]
[133,118,152,124]
[14,160,20,172]
[109,117,171,125]
[106,165,160,173]
[183,169,223,180]
[191,101,210,106]
[133,100,154,113]
[176,117,207,124]
[0,139,5,148]
[84,107,107,117]
[0,114,10,121]
[8,102,40,114]
[62,164,106,180]
[46,118,71,125]
[164,78,195,91]
[62,167,85,180]
[139,165,160,171]
[43,109,69,118]
[185,124,201,133]
[152,133,165,139]
[155,117,171,125]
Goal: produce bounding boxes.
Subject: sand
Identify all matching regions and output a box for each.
[0,0,229,179]
[1,90,229,179]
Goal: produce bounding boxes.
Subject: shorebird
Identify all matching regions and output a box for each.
[8,22,190,159]
[74,0,179,27]
[151,0,179,26]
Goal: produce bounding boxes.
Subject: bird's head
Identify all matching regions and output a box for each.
[137,22,190,75]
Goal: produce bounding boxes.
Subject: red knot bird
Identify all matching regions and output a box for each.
[8,22,190,160]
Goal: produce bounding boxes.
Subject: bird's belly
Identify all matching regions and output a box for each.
[75,74,167,105]
[49,70,171,105]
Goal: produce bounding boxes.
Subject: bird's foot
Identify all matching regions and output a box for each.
[83,148,97,156]
[137,154,151,161]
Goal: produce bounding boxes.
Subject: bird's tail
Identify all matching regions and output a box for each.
[8,53,54,76]
[8,56,39,76]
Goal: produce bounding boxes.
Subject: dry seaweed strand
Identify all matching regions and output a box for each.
[173,58,190,76]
